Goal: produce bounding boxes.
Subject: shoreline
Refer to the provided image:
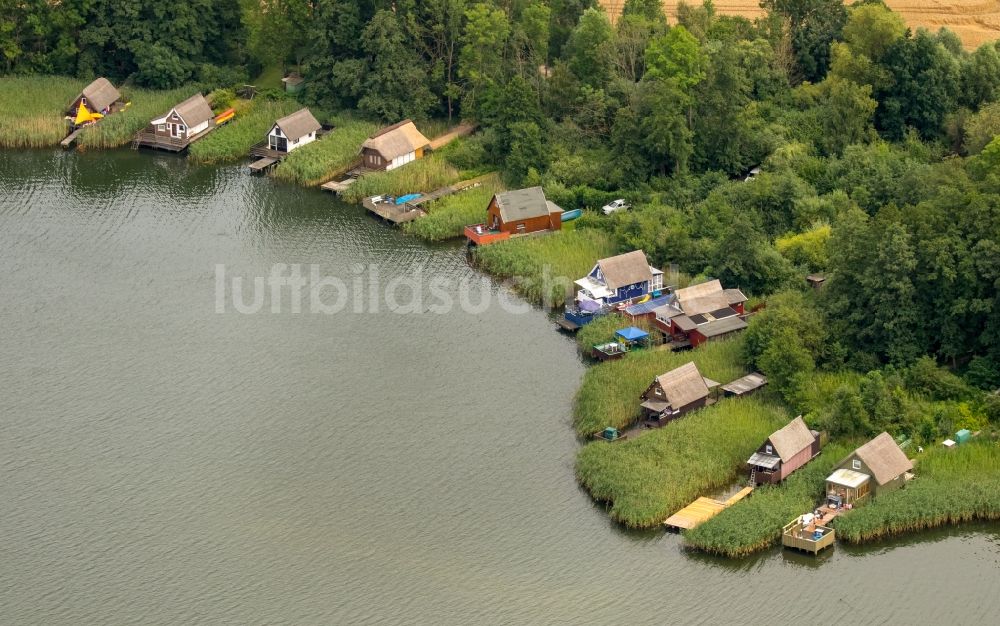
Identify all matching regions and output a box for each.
[4,106,998,556]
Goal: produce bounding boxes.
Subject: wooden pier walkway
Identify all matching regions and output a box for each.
[60,127,87,149]
[664,486,753,531]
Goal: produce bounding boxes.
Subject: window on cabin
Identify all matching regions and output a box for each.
[516,223,526,232]
[157,124,166,132]
[654,388,662,397]
[765,444,773,455]
[852,459,861,470]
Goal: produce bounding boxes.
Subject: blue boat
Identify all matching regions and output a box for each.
[561,208,582,222]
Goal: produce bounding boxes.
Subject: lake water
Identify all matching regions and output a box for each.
[1,150,997,624]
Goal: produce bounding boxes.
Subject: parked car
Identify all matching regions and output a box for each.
[602,199,631,215]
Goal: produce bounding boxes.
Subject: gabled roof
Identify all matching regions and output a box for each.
[160,93,213,126]
[681,293,731,316]
[273,108,321,141]
[493,187,559,222]
[853,432,913,486]
[768,417,816,463]
[362,119,430,161]
[674,279,724,302]
[656,362,710,409]
[77,77,121,112]
[597,250,654,290]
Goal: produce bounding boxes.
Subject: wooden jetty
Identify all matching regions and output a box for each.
[664,486,753,531]
[363,196,426,224]
[134,125,215,152]
[60,126,87,149]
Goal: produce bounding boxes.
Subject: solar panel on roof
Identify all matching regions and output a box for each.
[688,314,707,325]
[709,307,737,319]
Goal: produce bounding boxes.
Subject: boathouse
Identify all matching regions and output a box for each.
[136,93,215,150]
[652,279,748,346]
[825,432,913,507]
[640,362,716,425]
[747,416,820,485]
[464,187,562,245]
[361,120,429,171]
[575,250,664,307]
[266,108,321,154]
[721,372,768,398]
[67,77,124,123]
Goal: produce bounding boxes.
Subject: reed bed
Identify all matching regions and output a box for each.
[573,337,748,435]
[341,153,462,203]
[575,398,788,528]
[0,76,84,147]
[836,441,1000,543]
[188,99,302,163]
[575,315,657,352]
[403,174,503,241]
[78,86,202,148]
[273,116,378,186]
[684,441,856,557]
[472,228,617,308]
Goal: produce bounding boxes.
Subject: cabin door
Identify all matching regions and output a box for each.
[276,137,288,152]
[170,123,180,138]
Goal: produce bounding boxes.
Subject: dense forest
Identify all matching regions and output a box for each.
[3,1,1000,403]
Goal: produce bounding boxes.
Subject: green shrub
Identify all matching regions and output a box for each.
[575,398,788,528]
[574,315,657,353]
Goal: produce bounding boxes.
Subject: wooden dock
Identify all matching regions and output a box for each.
[664,486,753,531]
[134,125,215,152]
[782,517,836,554]
[363,197,426,224]
[60,126,87,149]
[248,157,279,173]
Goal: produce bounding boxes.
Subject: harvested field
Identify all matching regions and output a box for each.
[599,1,1000,49]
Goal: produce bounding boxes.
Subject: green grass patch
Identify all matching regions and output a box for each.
[573,337,749,436]
[685,440,856,557]
[575,397,789,528]
[273,115,379,186]
[79,85,203,149]
[403,174,503,241]
[341,152,463,202]
[254,64,285,90]
[0,76,84,147]
[472,227,617,308]
[835,440,1000,543]
[188,98,302,164]
[574,315,658,352]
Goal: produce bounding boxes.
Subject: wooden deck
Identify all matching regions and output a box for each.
[782,518,836,554]
[248,157,279,173]
[363,197,426,224]
[664,486,753,531]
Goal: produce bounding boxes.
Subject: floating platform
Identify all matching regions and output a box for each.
[782,516,835,554]
[248,157,278,173]
[664,486,753,531]
[555,318,580,333]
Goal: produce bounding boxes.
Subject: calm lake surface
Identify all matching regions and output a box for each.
[1,150,997,624]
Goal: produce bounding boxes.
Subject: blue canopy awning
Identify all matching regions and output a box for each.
[616,326,649,342]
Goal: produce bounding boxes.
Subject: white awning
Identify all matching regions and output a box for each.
[574,276,612,299]
[826,468,870,489]
[747,452,781,470]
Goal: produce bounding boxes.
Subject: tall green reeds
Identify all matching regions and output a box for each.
[685,440,856,557]
[472,228,617,308]
[0,76,83,147]
[575,397,788,528]
[835,441,1000,543]
[188,98,302,163]
[573,337,748,435]
[341,152,462,202]
[273,116,378,186]
[402,174,503,241]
